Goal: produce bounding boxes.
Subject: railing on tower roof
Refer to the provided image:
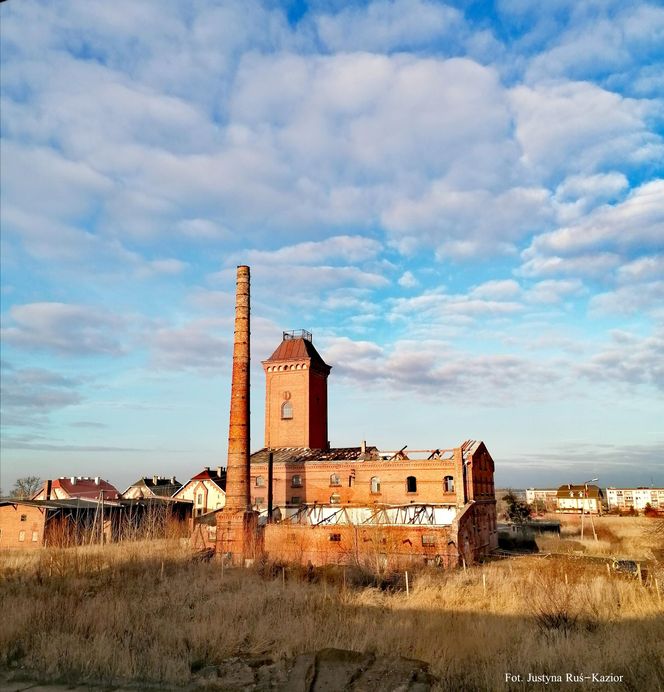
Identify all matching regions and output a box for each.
[283,329,312,342]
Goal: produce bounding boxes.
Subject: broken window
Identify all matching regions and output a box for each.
[443,476,455,493]
[20,514,27,522]
[281,401,293,419]
[290,496,301,505]
[330,473,341,487]
[291,475,302,487]
[421,534,437,546]
[329,533,341,542]
[330,493,341,504]
[370,476,381,494]
[406,476,417,493]
[256,475,265,487]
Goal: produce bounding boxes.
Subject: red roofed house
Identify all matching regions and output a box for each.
[173,467,226,517]
[33,476,120,502]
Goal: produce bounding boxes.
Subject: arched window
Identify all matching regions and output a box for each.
[291,474,302,488]
[330,493,341,504]
[255,475,265,487]
[443,476,454,493]
[406,476,417,493]
[330,473,341,487]
[281,401,293,419]
[371,476,381,494]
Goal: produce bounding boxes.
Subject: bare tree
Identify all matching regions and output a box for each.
[10,476,42,499]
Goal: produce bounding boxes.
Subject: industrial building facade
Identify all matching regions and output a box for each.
[212,266,498,568]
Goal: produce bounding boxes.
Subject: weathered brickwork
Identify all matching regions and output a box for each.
[0,503,45,549]
[263,524,459,569]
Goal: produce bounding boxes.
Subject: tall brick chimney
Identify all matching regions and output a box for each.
[225,265,251,512]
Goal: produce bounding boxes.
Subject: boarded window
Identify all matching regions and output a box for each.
[407,476,417,493]
[330,493,341,504]
[291,475,302,487]
[281,401,293,419]
[330,473,341,486]
[371,476,380,494]
[443,476,455,493]
[19,530,25,542]
[329,533,341,542]
[32,531,39,542]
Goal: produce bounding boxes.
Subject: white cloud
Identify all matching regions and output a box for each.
[2,303,125,356]
[314,0,464,53]
[398,271,419,289]
[509,81,663,179]
[230,235,382,266]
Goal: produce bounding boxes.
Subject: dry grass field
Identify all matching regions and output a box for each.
[1,519,663,691]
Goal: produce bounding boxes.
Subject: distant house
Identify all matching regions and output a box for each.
[556,484,603,514]
[525,488,558,511]
[122,475,182,499]
[606,487,664,513]
[33,476,120,502]
[173,467,226,517]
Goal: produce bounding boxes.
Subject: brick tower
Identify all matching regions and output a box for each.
[262,330,331,449]
[216,265,259,564]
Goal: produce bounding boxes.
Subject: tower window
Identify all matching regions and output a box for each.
[406,476,417,493]
[330,473,341,487]
[281,401,293,419]
[291,475,302,488]
[255,475,265,487]
[371,476,381,494]
[330,494,341,504]
[443,476,455,493]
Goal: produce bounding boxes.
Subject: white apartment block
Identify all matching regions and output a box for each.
[606,487,664,512]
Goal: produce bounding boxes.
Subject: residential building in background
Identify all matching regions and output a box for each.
[122,475,182,499]
[174,467,226,517]
[32,477,120,502]
[606,487,664,512]
[525,488,558,511]
[556,484,603,514]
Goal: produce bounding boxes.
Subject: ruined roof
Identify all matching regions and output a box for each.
[251,447,379,464]
[263,337,330,371]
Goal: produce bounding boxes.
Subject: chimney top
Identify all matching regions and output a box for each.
[70,476,76,485]
[94,476,100,485]
[153,474,159,484]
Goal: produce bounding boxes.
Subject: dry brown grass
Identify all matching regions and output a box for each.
[536,514,663,559]
[1,534,663,691]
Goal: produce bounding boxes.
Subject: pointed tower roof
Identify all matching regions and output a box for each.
[263,330,331,373]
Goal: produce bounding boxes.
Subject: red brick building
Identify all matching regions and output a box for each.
[0,501,46,549]
[213,268,498,568]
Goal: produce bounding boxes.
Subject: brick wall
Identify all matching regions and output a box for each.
[263,523,459,569]
[0,504,45,549]
[251,458,460,508]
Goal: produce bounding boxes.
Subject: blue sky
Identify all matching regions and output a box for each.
[1,0,663,494]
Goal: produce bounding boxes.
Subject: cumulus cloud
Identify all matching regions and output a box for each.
[230,235,382,266]
[0,363,83,429]
[2,303,125,356]
[314,0,464,53]
[149,319,230,372]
